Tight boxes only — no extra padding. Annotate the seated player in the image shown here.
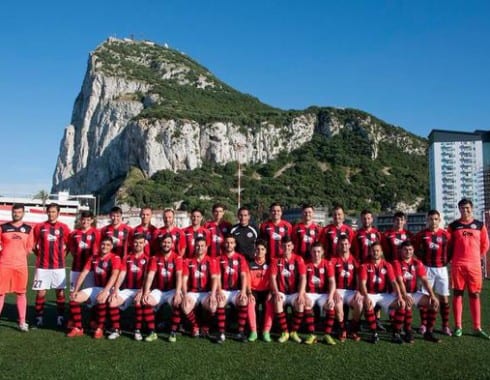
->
[359,242,406,344]
[215,235,249,343]
[107,234,149,340]
[394,240,441,343]
[303,243,337,345]
[266,236,306,343]
[181,237,219,338]
[330,236,364,341]
[68,237,121,338]
[142,233,183,342]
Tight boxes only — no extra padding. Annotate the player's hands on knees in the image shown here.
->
[405,294,414,308]
[326,298,335,310]
[238,292,248,304]
[334,291,342,303]
[364,298,373,310]
[430,296,440,311]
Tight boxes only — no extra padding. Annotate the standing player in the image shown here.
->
[32,203,71,328]
[393,240,441,343]
[292,204,321,261]
[319,205,355,260]
[266,236,306,343]
[142,233,183,342]
[68,211,100,291]
[330,236,364,341]
[0,204,34,331]
[247,239,270,342]
[132,206,157,256]
[448,198,490,338]
[353,209,383,264]
[383,211,413,263]
[303,243,337,345]
[230,207,259,262]
[359,242,406,344]
[204,203,232,258]
[182,209,211,258]
[181,237,219,338]
[100,206,133,258]
[259,202,293,260]
[68,237,121,338]
[107,234,149,340]
[214,235,249,343]
[414,210,452,336]
[153,208,186,257]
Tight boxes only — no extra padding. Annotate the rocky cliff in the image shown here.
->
[52,38,427,208]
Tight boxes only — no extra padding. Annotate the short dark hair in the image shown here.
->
[110,206,123,214]
[360,209,373,217]
[101,236,113,245]
[427,209,440,217]
[159,233,173,242]
[400,240,413,249]
[302,203,314,210]
[46,203,60,212]
[255,239,268,249]
[458,198,473,208]
[237,206,250,214]
[281,235,292,244]
[133,233,146,241]
[12,203,25,211]
[393,211,406,219]
[269,202,282,210]
[212,203,226,211]
[80,210,94,218]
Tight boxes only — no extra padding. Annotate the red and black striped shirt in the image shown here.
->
[360,260,396,294]
[68,227,100,272]
[84,253,121,287]
[148,252,183,291]
[204,220,232,258]
[100,224,133,258]
[259,220,293,260]
[33,221,71,269]
[414,228,451,268]
[331,255,359,290]
[270,253,306,295]
[217,252,249,290]
[292,222,321,260]
[120,252,149,289]
[305,259,334,293]
[183,256,218,292]
[353,227,383,264]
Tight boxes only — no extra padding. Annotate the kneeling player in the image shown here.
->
[359,242,405,344]
[303,243,337,345]
[142,233,183,342]
[107,234,149,340]
[68,237,121,338]
[394,241,440,343]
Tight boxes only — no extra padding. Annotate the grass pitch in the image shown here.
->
[0,266,489,380]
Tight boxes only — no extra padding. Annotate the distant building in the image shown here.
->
[428,129,488,224]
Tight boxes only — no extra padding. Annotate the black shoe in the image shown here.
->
[234,333,248,343]
[369,332,379,344]
[376,320,387,332]
[404,331,415,344]
[392,332,403,344]
[423,332,441,343]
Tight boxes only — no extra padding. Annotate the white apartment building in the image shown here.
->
[428,130,485,225]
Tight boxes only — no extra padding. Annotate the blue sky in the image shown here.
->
[1,0,489,195]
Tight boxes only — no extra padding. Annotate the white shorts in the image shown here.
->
[187,291,210,305]
[366,293,397,314]
[424,266,450,296]
[119,289,140,310]
[221,290,241,305]
[306,293,333,310]
[150,289,176,309]
[336,289,357,305]
[81,287,106,306]
[70,271,95,291]
[277,292,299,306]
[408,292,426,307]
[32,268,66,290]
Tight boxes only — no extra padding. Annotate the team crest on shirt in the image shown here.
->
[370,234,376,240]
[20,227,26,233]
[272,232,282,240]
[319,268,325,274]
[471,224,477,229]
[309,230,316,236]
[279,227,285,233]
[54,230,60,235]
[201,264,207,271]
[380,268,387,275]
[102,261,108,269]
[140,259,146,265]
[130,264,140,272]
[232,260,238,266]
[247,232,253,238]
[436,237,442,243]
[289,264,295,270]
[429,242,439,249]
[348,264,354,270]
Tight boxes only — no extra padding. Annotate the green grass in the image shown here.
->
[1,262,489,379]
